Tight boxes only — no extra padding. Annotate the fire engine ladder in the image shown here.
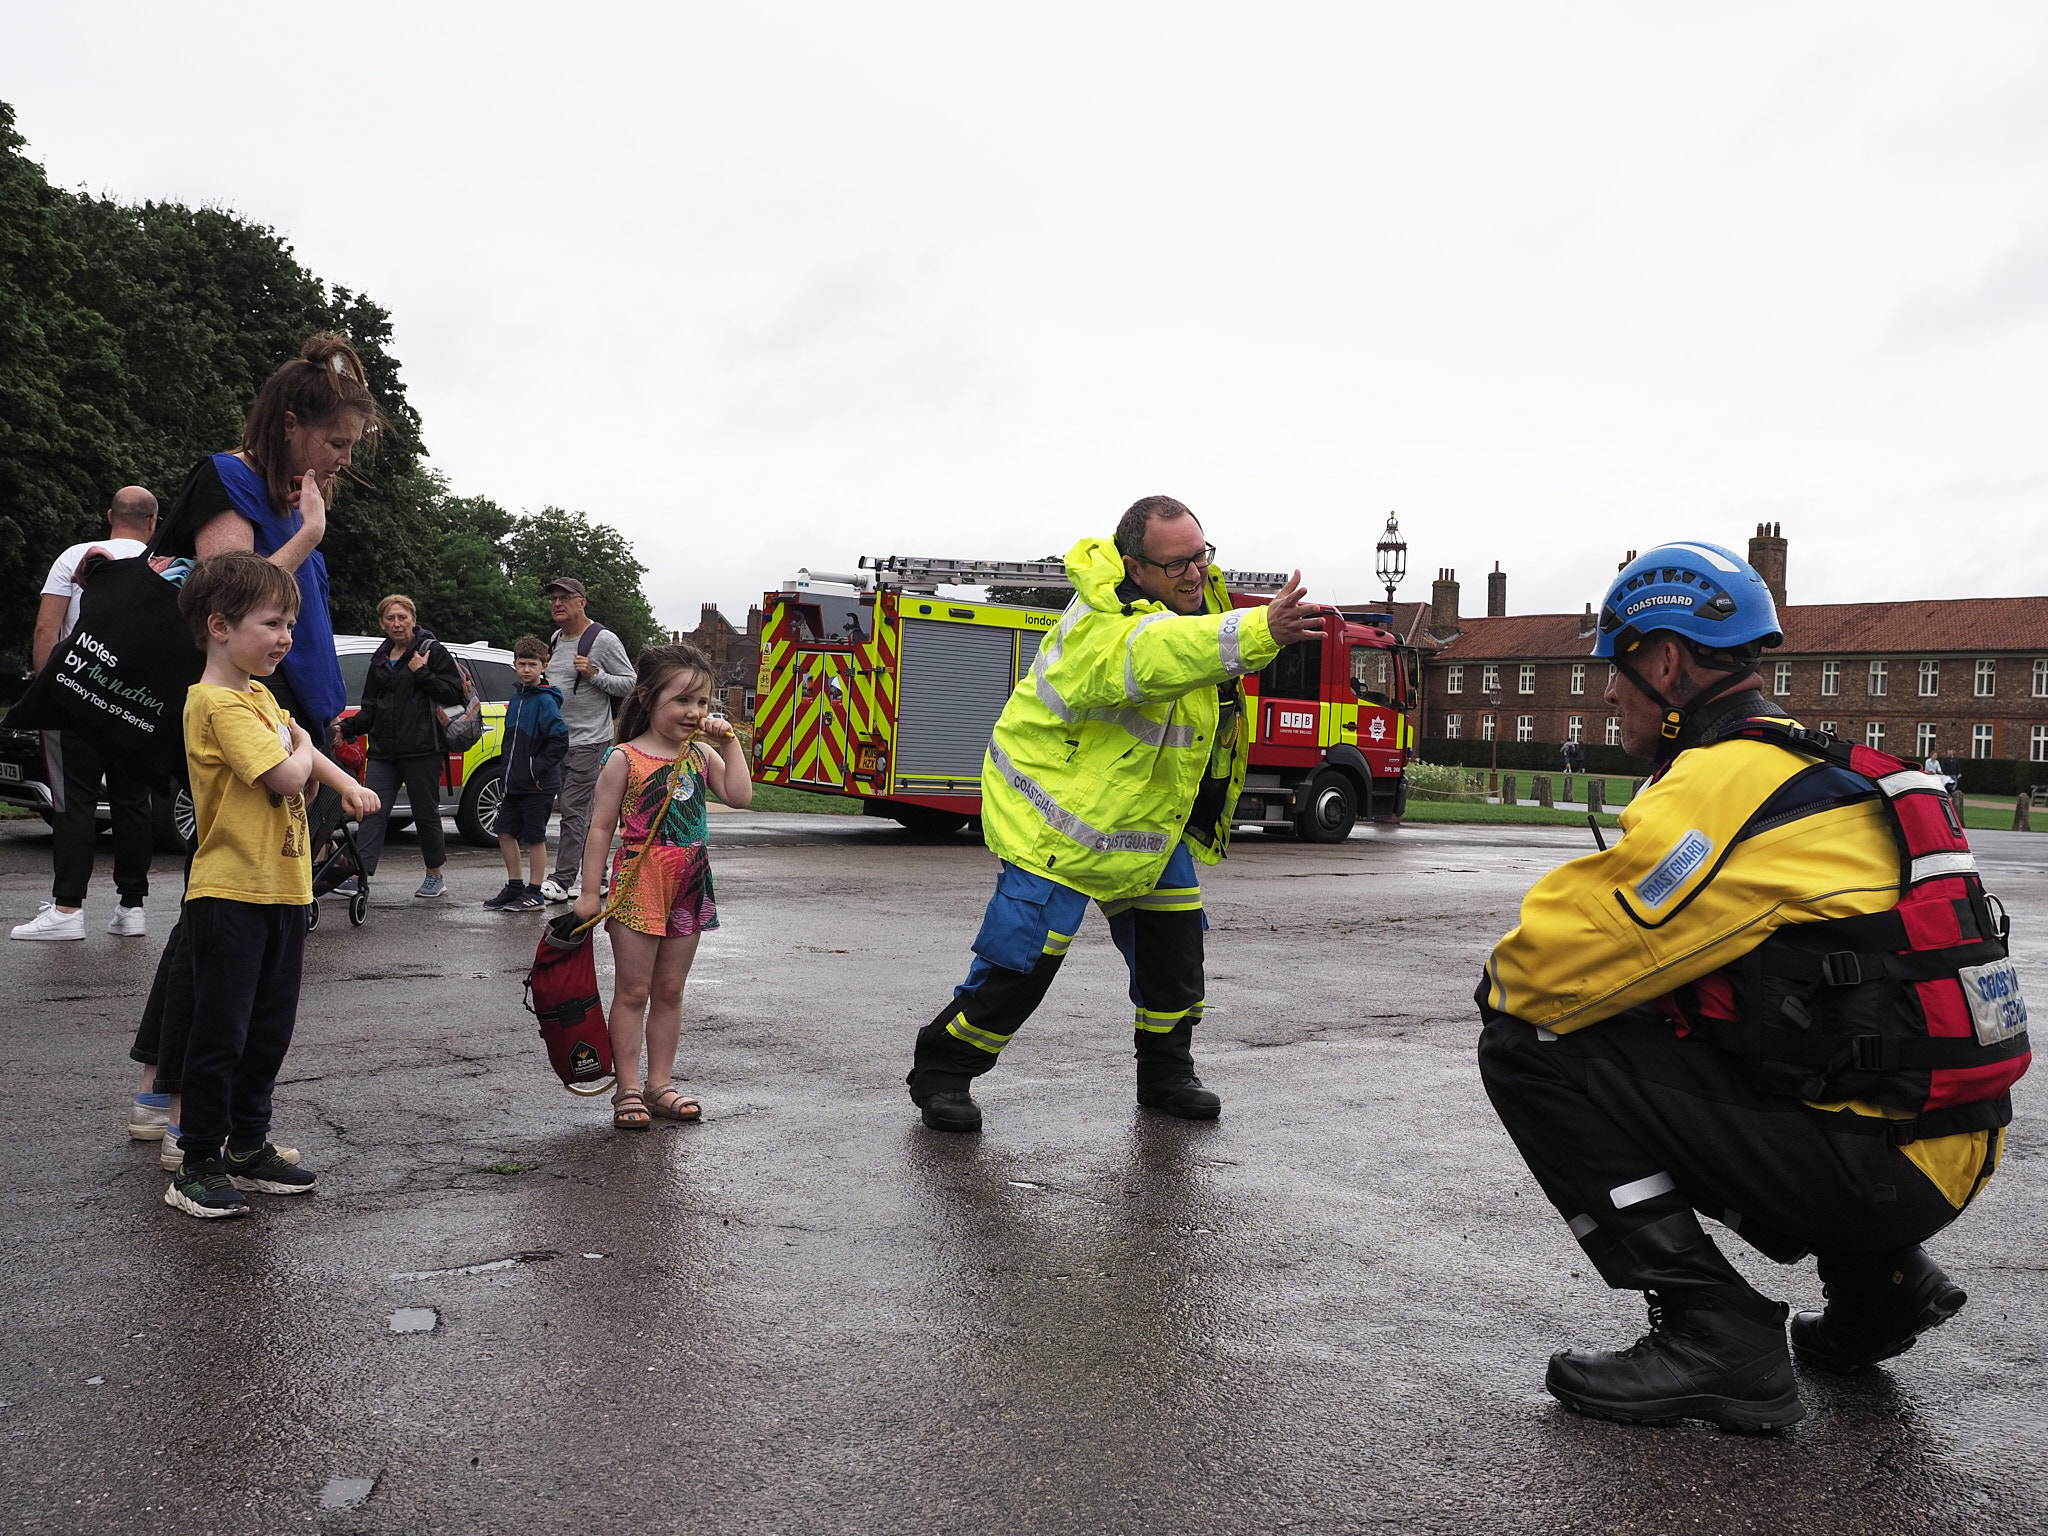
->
[858,555,1290,593]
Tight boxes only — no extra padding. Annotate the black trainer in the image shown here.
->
[504,885,546,913]
[225,1143,317,1196]
[1791,1247,1966,1372]
[164,1157,250,1220]
[1545,1290,1803,1432]
[482,879,526,910]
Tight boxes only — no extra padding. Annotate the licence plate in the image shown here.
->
[0,763,20,782]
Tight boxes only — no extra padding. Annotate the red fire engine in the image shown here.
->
[752,556,1418,842]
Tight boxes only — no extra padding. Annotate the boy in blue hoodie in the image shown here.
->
[485,637,571,912]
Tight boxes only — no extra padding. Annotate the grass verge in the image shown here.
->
[1401,799,1620,828]
[742,783,866,816]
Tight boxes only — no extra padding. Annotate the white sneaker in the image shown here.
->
[128,1096,170,1141]
[540,880,573,903]
[11,903,85,941]
[108,905,146,937]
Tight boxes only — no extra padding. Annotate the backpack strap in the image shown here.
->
[572,620,607,692]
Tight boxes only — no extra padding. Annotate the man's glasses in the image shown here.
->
[1130,543,1217,581]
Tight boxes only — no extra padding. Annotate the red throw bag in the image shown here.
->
[524,914,615,1095]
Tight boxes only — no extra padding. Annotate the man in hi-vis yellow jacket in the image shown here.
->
[1479,542,2025,1433]
[907,496,1326,1133]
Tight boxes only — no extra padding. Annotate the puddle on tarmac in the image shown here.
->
[388,1308,438,1334]
[391,1250,558,1281]
[318,1476,376,1510]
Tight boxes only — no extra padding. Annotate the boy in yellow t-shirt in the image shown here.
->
[164,552,379,1220]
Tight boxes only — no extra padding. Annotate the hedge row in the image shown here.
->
[1417,737,1653,777]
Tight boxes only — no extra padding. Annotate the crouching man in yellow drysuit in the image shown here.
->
[1478,542,2027,1432]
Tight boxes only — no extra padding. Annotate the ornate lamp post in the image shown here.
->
[1374,512,1407,607]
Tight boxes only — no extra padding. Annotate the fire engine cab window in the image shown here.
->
[1261,639,1320,701]
[1348,646,1391,706]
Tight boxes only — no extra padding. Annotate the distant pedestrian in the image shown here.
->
[485,637,568,913]
[573,643,752,1130]
[540,577,635,902]
[12,487,160,944]
[337,595,467,897]
[163,552,378,1219]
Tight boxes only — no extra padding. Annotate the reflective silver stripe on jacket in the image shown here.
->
[1030,602,1092,722]
[1124,612,1173,703]
[1079,704,1195,749]
[1218,610,1247,675]
[1910,850,1976,883]
[987,741,1170,854]
[1876,769,1950,798]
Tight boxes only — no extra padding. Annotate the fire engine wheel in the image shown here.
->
[1297,769,1357,843]
[891,805,971,837]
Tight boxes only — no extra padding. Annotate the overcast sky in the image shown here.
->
[9,3,2047,631]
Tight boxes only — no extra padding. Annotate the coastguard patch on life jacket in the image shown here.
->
[1636,830,1714,908]
[1958,957,2028,1046]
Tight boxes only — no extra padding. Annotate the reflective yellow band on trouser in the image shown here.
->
[1099,887,1204,918]
[1133,1001,1205,1034]
[945,1013,1017,1055]
[1042,930,1075,956]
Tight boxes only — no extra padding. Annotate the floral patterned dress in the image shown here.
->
[605,741,719,937]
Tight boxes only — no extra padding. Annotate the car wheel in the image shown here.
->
[1296,769,1357,843]
[152,788,197,854]
[456,760,505,847]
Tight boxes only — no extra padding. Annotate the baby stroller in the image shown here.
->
[306,784,369,929]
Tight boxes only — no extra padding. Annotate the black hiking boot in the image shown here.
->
[1791,1247,1967,1373]
[1134,1020,1221,1119]
[1545,1290,1803,1432]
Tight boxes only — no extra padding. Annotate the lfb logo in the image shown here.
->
[1279,710,1314,731]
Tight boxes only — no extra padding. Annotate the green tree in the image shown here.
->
[505,507,661,656]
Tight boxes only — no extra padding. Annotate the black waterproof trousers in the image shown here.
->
[1477,1007,1989,1298]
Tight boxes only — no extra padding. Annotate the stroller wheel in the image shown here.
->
[349,890,369,927]
[306,901,321,931]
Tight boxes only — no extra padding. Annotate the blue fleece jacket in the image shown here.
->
[502,680,569,792]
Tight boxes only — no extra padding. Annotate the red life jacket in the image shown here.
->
[1668,722,2029,1144]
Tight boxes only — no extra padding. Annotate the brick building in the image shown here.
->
[680,602,763,720]
[1417,531,2048,766]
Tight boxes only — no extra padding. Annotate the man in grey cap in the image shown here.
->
[538,577,636,902]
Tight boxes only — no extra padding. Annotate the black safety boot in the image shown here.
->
[905,1067,983,1134]
[1133,1021,1221,1119]
[1546,1290,1803,1432]
[1791,1246,1966,1372]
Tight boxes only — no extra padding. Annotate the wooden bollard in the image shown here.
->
[1534,774,1554,808]
[1501,774,1518,806]
[1587,779,1604,817]
[2015,792,2032,833]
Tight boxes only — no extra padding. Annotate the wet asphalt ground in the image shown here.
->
[1,808,2043,1536]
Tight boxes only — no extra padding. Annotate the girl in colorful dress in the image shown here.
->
[573,643,752,1130]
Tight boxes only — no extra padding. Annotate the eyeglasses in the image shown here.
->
[1129,543,1217,581]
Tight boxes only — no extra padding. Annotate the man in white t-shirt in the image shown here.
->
[12,486,161,943]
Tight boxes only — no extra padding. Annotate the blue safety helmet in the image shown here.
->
[1592,541,1782,661]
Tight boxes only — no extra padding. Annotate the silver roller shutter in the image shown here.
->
[1015,629,1042,680]
[895,620,1019,780]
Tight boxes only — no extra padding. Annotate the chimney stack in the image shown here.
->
[1429,568,1461,639]
[1486,561,1506,617]
[1578,602,1596,639]
[1748,522,1787,609]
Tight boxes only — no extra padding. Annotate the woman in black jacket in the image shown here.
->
[339,594,467,896]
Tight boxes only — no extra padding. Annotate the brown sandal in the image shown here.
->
[645,1084,702,1122]
[612,1088,651,1131]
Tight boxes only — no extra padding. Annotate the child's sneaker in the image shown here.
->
[482,879,526,910]
[164,1157,250,1219]
[330,877,360,897]
[540,880,574,903]
[128,1091,171,1141]
[414,873,447,899]
[504,885,546,913]
[108,904,146,937]
[224,1144,317,1195]
[161,1125,301,1171]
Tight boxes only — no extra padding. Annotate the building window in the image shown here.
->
[1604,716,1620,746]
[1975,660,1996,698]
[1444,714,1461,740]
[1518,665,1536,695]
[1773,662,1791,697]
[1607,663,1616,689]
[1821,661,1840,697]
[2034,659,2048,698]
[1567,715,1583,742]
[1446,664,1463,695]
[1867,660,1887,697]
[2033,725,2048,763]
[1570,663,1585,696]
[1481,714,1496,742]
[1819,720,1838,736]
[1516,715,1534,742]
[1918,660,1939,697]
[1973,724,1994,759]
[1482,665,1500,693]
[1865,721,1886,750]
[1916,723,1937,759]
